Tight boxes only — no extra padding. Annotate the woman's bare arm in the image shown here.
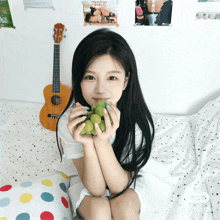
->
[94,139,134,195]
[69,141,107,197]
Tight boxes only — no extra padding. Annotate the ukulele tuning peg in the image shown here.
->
[65,28,67,31]
[64,35,67,38]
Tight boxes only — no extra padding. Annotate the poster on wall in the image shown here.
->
[82,1,119,27]
[0,0,15,28]
[198,0,220,2]
[135,0,173,26]
[23,0,54,10]
[196,12,220,19]
[196,0,220,20]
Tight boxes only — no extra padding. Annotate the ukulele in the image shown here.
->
[39,23,71,131]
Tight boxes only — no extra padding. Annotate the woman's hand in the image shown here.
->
[93,102,121,143]
[67,102,94,146]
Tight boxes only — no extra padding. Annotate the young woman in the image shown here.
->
[56,28,155,220]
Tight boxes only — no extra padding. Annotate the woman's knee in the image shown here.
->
[89,196,111,210]
[110,188,140,215]
[77,195,111,219]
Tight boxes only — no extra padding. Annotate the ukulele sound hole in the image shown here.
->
[51,95,61,105]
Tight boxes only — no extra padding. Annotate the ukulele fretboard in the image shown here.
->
[52,44,60,93]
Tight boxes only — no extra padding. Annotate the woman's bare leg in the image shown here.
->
[110,188,140,220]
[76,195,112,220]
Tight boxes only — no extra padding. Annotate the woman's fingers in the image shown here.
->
[67,116,87,137]
[103,108,111,130]
[67,102,90,138]
[69,108,88,121]
[68,101,121,141]
[75,102,81,107]
[75,121,86,136]
[67,116,86,129]
[68,103,89,122]
[106,103,120,128]
[94,122,102,136]
[93,103,121,141]
[109,103,120,120]
[101,103,120,137]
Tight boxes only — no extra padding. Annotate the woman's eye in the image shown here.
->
[109,76,117,81]
[84,76,117,81]
[84,76,94,80]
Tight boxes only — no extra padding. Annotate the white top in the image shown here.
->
[52,101,148,176]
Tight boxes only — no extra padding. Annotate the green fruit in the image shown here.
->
[91,114,101,124]
[87,111,93,119]
[79,99,111,136]
[99,120,106,132]
[92,103,97,111]
[80,128,86,135]
[84,120,94,134]
[91,120,105,135]
[77,122,87,135]
[95,106,104,117]
[91,128,97,136]
[96,99,106,107]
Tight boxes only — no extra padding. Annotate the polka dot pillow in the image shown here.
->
[0,173,73,220]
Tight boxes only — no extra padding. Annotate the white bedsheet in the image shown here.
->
[0,97,220,219]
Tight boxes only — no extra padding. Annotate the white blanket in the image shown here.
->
[0,96,219,219]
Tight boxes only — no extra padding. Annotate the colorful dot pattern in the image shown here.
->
[0,173,72,219]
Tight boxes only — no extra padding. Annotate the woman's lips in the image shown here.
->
[93,98,108,102]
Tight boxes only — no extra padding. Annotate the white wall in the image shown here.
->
[1,0,220,115]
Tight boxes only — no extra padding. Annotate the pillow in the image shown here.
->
[0,173,73,220]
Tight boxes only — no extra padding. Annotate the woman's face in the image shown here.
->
[80,54,129,107]
[89,15,100,23]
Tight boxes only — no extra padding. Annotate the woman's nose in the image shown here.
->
[95,80,107,93]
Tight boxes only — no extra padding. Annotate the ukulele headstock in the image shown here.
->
[53,23,66,44]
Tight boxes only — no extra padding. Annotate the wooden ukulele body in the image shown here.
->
[39,82,71,131]
[39,23,71,131]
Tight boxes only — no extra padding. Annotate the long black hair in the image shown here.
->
[56,28,155,199]
[90,7,96,15]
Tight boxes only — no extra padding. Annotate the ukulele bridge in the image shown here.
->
[48,114,59,119]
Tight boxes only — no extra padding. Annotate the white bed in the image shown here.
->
[0,96,219,219]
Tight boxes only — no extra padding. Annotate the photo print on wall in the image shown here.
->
[135,0,173,26]
[196,12,220,19]
[0,0,15,28]
[82,0,119,27]
[198,0,220,2]
[196,0,220,20]
[23,0,54,10]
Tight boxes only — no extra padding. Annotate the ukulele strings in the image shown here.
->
[52,32,58,123]
[53,31,60,124]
